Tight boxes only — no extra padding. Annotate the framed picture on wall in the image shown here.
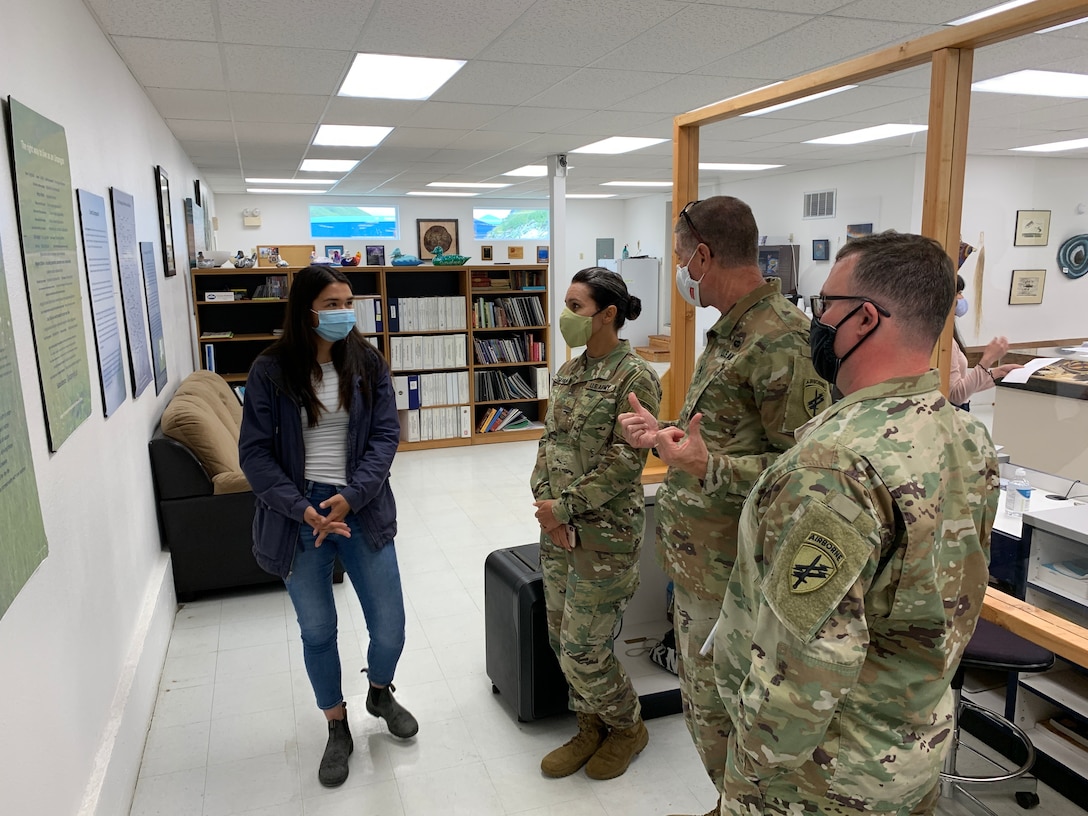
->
[365,245,385,266]
[1014,210,1050,246]
[417,218,458,261]
[154,165,176,277]
[481,245,493,261]
[508,246,524,260]
[812,239,830,261]
[1009,269,1046,304]
[536,245,549,264]
[846,223,873,241]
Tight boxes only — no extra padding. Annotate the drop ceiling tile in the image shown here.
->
[432,61,577,106]
[222,45,348,95]
[382,128,474,149]
[554,110,668,137]
[167,119,237,141]
[229,92,330,123]
[324,98,424,126]
[527,68,674,110]
[700,17,932,81]
[477,107,589,134]
[86,0,217,40]
[358,0,538,59]
[218,0,374,48]
[972,35,1088,79]
[595,5,810,74]
[609,75,762,115]
[181,140,240,159]
[400,102,512,130]
[146,88,231,120]
[233,122,316,145]
[694,0,847,10]
[111,37,225,90]
[830,0,993,25]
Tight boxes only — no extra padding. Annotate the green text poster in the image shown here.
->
[0,231,49,619]
[6,97,91,450]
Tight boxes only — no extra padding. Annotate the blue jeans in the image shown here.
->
[285,481,406,710]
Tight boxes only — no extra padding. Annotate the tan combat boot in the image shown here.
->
[584,719,649,780]
[541,712,608,777]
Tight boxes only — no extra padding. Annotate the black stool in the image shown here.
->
[941,618,1054,813]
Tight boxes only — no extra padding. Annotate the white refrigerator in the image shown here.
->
[596,257,660,348]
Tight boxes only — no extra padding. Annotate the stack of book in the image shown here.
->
[352,295,383,333]
[472,333,545,364]
[388,296,467,331]
[474,370,538,401]
[471,271,491,289]
[477,407,538,433]
[472,296,546,328]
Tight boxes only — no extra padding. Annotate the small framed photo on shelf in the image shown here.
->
[1014,210,1051,246]
[1009,269,1046,305]
[417,218,459,261]
[365,245,385,266]
[812,239,830,261]
[536,245,549,264]
[508,246,524,260]
[480,245,493,261]
[324,245,344,263]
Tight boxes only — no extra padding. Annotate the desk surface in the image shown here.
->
[992,491,1084,538]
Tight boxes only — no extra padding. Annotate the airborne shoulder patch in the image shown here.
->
[790,532,844,593]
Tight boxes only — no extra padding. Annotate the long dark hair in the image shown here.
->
[263,265,385,426]
[571,266,642,330]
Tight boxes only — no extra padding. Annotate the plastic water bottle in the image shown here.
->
[1005,468,1031,517]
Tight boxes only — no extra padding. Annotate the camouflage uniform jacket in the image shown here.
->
[714,371,999,814]
[655,281,829,598]
[531,340,661,553]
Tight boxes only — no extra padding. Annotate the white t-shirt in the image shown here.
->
[302,361,350,486]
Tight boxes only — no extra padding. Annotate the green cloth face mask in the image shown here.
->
[559,307,599,347]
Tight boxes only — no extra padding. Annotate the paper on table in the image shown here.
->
[1001,357,1060,384]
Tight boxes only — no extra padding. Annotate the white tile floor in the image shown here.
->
[131,434,1085,816]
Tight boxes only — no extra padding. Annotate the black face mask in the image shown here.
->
[809,303,877,385]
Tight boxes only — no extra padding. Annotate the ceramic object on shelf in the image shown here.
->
[390,248,423,266]
[431,246,470,266]
[341,251,362,267]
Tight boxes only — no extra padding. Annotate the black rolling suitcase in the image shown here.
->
[484,543,568,721]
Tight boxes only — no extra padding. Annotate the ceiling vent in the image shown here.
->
[803,190,836,219]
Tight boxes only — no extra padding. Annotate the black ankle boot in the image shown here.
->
[318,713,353,787]
[366,684,418,738]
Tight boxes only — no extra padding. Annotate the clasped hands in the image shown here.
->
[618,392,708,479]
[304,494,351,547]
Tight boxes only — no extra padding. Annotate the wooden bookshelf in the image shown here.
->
[191,262,549,451]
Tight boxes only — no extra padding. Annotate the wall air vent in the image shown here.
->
[803,189,836,219]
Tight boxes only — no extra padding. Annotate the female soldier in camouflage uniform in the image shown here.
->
[531,266,661,781]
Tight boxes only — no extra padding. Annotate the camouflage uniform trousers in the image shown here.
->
[540,538,641,729]
[675,582,731,791]
[719,777,940,816]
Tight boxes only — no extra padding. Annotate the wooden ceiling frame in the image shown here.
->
[667,0,1088,418]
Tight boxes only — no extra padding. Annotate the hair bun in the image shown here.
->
[626,295,643,320]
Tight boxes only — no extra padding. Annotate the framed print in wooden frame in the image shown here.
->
[508,245,524,260]
[1009,269,1046,305]
[536,245,549,264]
[154,165,176,277]
[417,218,458,261]
[1014,210,1050,246]
[480,245,493,261]
[812,239,830,261]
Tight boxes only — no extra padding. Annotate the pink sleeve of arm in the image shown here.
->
[948,345,992,405]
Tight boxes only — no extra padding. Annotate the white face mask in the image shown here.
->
[675,246,704,308]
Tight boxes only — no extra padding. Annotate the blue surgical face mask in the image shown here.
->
[955,298,968,317]
[311,308,356,341]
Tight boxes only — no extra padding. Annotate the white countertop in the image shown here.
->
[993,489,1086,538]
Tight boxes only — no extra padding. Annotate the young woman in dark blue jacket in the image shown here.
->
[239,265,416,789]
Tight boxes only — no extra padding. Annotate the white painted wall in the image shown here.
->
[0,1,206,812]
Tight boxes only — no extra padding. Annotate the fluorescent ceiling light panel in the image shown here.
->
[805,123,927,145]
[427,182,511,189]
[314,124,393,147]
[601,181,674,187]
[503,165,548,177]
[972,69,1088,98]
[247,188,328,194]
[338,53,467,100]
[948,0,1033,25]
[245,177,338,184]
[1038,16,1088,33]
[406,191,477,197]
[740,86,857,116]
[566,194,616,199]
[1012,137,1088,153]
[699,162,783,171]
[571,137,668,155]
[300,159,359,172]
